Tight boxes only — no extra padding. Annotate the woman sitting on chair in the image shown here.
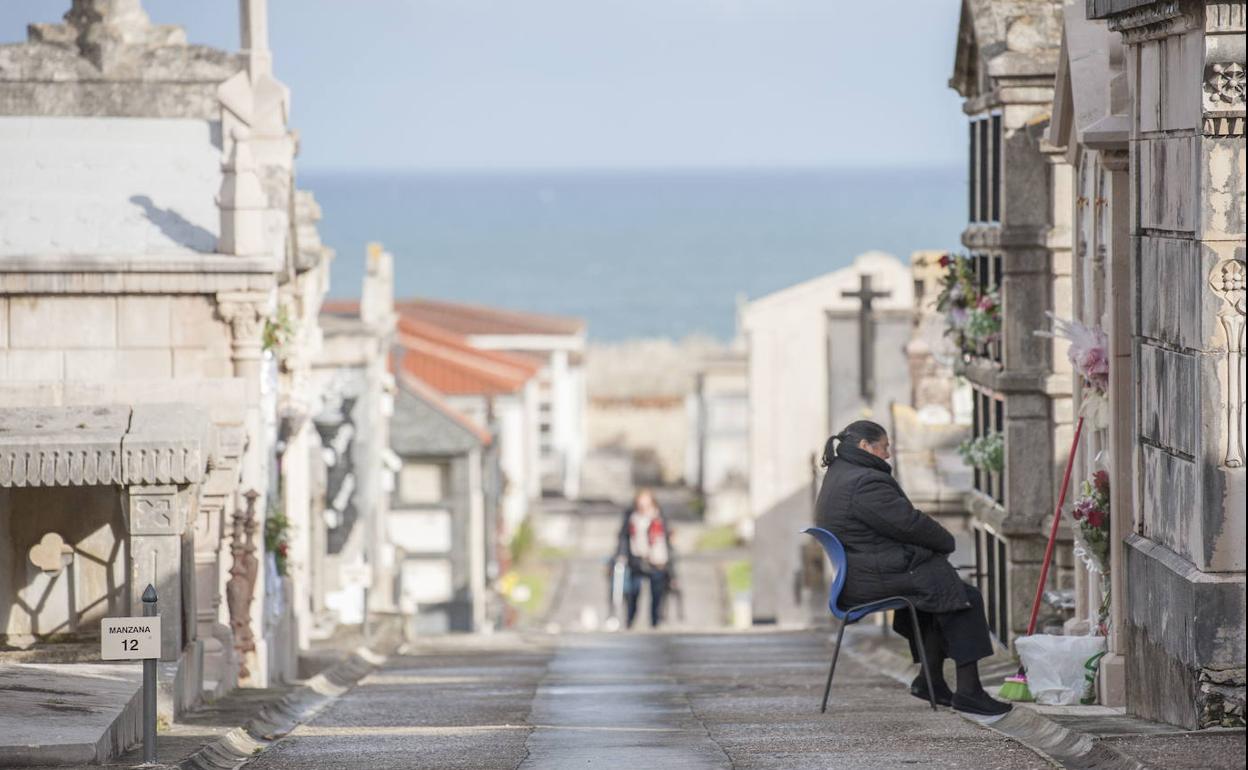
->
[816,419,1011,716]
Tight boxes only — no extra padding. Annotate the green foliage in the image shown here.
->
[958,431,1004,473]
[695,525,741,552]
[264,507,291,577]
[537,544,570,561]
[725,560,752,596]
[262,305,296,355]
[510,570,547,613]
[509,519,536,565]
[964,290,1002,346]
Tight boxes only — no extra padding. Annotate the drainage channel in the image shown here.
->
[519,633,731,768]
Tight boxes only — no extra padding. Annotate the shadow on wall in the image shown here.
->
[1,486,129,648]
[129,195,217,252]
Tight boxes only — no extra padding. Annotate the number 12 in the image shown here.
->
[123,638,139,652]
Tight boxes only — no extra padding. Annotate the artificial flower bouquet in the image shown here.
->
[1071,469,1111,573]
[1071,468,1112,636]
[1037,313,1111,428]
[964,289,1002,346]
[265,508,292,577]
[958,431,1004,473]
[934,253,977,348]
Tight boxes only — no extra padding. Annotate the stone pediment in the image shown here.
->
[1049,2,1128,152]
[951,0,1064,98]
[0,403,212,488]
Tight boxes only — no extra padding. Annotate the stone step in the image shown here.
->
[0,661,142,766]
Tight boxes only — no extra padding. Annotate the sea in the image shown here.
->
[304,167,965,342]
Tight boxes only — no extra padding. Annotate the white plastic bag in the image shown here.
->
[1015,634,1107,705]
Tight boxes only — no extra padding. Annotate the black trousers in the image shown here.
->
[892,584,995,665]
[625,569,668,628]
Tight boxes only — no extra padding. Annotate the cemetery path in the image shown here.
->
[542,497,732,632]
[245,630,1055,770]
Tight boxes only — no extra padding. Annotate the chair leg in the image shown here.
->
[907,604,938,711]
[821,621,847,714]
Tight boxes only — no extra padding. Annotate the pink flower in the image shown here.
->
[978,294,996,312]
[1077,345,1110,391]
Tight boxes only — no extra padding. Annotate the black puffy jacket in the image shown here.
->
[814,443,970,614]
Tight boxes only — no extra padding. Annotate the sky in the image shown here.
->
[1,1,966,172]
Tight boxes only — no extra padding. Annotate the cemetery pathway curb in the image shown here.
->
[178,633,401,770]
[840,628,1148,770]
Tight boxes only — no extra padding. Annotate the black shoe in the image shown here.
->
[952,690,1013,716]
[910,675,953,706]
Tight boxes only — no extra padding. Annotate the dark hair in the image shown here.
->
[821,420,887,467]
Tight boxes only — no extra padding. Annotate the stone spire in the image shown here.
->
[361,243,395,330]
[239,0,273,78]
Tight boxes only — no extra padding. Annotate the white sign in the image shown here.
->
[100,616,161,661]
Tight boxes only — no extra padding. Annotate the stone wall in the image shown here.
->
[1086,0,1247,728]
[0,117,222,257]
[0,295,233,382]
[587,399,688,486]
[951,0,1074,642]
[0,486,128,646]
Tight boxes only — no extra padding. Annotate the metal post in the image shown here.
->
[141,584,158,765]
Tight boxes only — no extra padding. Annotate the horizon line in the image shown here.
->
[299,162,964,177]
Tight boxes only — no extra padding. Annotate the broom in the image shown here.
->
[999,416,1086,702]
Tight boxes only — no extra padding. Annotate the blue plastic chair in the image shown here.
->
[802,527,938,713]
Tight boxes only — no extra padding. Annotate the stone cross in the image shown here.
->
[841,273,892,402]
[240,0,273,77]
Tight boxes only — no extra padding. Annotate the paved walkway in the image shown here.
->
[248,630,1052,770]
[540,495,732,633]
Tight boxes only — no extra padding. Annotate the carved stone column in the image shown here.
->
[216,292,268,389]
[197,425,244,691]
[1211,258,1246,469]
[127,484,185,662]
[226,489,260,681]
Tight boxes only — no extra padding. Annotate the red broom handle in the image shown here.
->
[1024,415,1085,637]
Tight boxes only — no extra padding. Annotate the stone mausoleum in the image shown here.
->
[950,0,1077,645]
[0,2,343,749]
[1078,0,1245,729]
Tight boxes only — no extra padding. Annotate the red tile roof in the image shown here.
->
[320,300,361,317]
[396,298,584,337]
[396,317,540,396]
